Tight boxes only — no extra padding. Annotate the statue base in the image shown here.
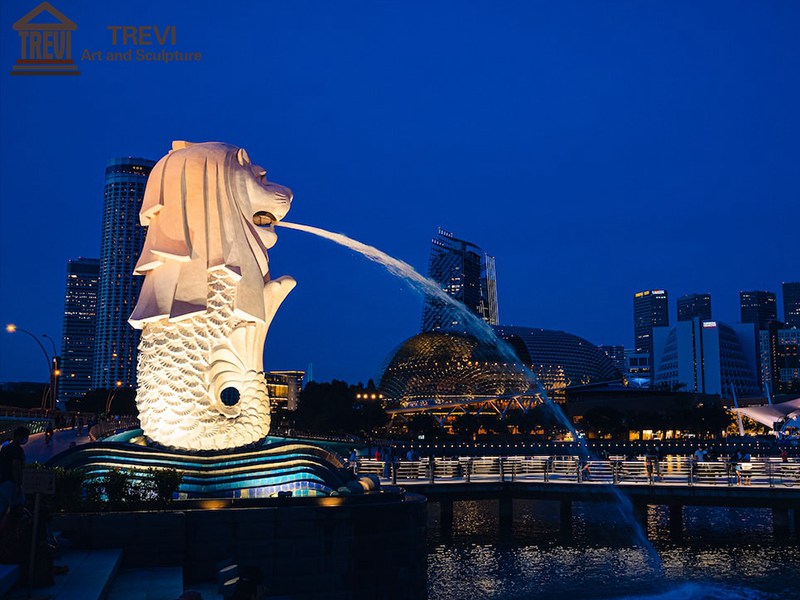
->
[49,431,359,497]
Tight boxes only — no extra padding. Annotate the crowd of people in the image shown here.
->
[688,445,756,484]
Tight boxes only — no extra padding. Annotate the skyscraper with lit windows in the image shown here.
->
[58,257,100,403]
[677,293,712,322]
[632,289,669,381]
[633,289,669,355]
[783,282,800,329]
[93,157,155,389]
[421,228,499,332]
[739,290,777,330]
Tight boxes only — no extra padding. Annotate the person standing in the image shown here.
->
[0,426,30,515]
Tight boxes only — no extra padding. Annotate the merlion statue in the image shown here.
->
[129,141,295,451]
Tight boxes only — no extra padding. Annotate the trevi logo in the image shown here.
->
[11,2,79,76]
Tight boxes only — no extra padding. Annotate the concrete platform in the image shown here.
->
[0,564,20,598]
[20,548,123,600]
[107,567,183,600]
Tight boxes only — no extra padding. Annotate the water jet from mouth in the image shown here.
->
[275,219,661,562]
[253,211,276,226]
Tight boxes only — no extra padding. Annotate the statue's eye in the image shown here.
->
[253,211,275,227]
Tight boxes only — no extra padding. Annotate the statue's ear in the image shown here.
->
[171,140,194,151]
[237,148,251,166]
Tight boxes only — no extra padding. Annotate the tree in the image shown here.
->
[291,380,391,436]
[478,414,508,436]
[0,382,48,409]
[688,402,732,436]
[66,388,138,415]
[452,413,480,439]
[581,407,627,438]
[353,397,389,435]
[407,413,441,439]
[294,380,355,433]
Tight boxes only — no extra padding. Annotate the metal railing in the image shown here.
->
[352,456,800,488]
[88,417,141,441]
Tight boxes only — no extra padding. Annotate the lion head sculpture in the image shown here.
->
[129,141,295,451]
[130,140,293,326]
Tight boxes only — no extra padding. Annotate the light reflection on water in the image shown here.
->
[427,500,798,600]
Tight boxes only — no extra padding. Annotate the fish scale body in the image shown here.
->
[135,271,270,450]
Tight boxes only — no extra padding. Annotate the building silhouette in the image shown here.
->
[421,228,498,332]
[760,323,800,395]
[378,326,619,409]
[58,258,100,403]
[495,326,620,398]
[739,290,777,330]
[598,345,626,375]
[266,370,305,411]
[632,289,668,380]
[93,157,155,389]
[783,282,800,329]
[677,293,712,322]
[624,350,652,386]
[653,318,759,398]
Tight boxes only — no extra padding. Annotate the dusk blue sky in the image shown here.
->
[1,1,797,386]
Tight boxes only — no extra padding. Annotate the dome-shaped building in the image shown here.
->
[378,331,532,408]
[494,325,621,393]
[378,326,620,407]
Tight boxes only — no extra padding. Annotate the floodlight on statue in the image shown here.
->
[129,141,295,451]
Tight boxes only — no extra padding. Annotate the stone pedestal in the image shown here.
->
[53,493,427,600]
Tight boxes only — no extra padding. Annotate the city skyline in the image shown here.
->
[8,203,799,389]
[1,2,798,386]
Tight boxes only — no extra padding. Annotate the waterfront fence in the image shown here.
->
[354,456,800,488]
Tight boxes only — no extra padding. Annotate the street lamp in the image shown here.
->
[42,335,61,410]
[105,381,123,416]
[6,324,55,411]
[41,333,57,358]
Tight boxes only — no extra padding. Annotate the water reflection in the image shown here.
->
[427,500,798,600]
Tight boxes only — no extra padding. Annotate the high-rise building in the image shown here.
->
[677,293,712,322]
[653,319,759,398]
[783,282,800,329]
[598,345,626,375]
[774,329,800,394]
[633,289,669,360]
[760,325,800,395]
[58,258,100,403]
[266,370,305,411]
[93,157,155,389]
[739,290,777,330]
[421,228,499,332]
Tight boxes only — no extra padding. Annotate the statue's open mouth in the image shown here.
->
[253,211,277,227]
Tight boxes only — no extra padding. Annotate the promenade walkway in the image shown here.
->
[355,455,800,537]
[23,428,92,464]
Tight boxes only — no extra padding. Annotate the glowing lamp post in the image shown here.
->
[5,324,57,411]
[105,381,123,416]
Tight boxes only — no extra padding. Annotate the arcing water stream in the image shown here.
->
[275,220,658,558]
[275,222,552,396]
